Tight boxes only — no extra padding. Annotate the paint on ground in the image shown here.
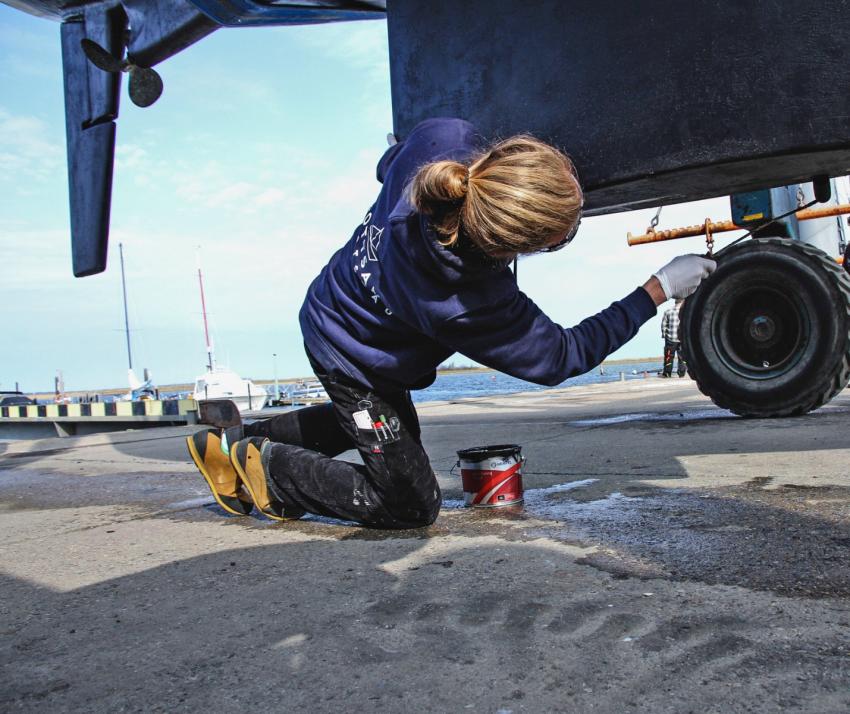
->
[569,409,735,427]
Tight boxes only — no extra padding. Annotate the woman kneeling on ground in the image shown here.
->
[187,118,715,529]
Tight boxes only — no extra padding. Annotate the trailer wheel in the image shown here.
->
[680,237,850,417]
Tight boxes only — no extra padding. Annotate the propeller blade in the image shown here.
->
[128,67,164,108]
[80,38,123,73]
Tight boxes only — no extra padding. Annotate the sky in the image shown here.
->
[1,5,745,393]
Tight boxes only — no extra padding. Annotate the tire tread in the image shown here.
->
[683,237,850,417]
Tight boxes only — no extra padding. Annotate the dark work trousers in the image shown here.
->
[243,354,441,529]
[663,339,686,377]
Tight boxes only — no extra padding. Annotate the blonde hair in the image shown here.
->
[409,135,582,256]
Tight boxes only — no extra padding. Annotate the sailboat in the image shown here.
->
[122,367,156,401]
[191,255,267,413]
[117,243,156,401]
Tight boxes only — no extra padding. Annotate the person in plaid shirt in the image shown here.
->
[661,299,686,377]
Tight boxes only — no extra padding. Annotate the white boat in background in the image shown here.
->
[285,379,328,403]
[120,367,156,401]
[193,367,267,413]
[116,243,158,402]
[192,251,267,414]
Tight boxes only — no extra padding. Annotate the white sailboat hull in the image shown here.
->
[193,369,267,413]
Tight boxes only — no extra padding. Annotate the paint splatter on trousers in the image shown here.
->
[244,354,441,529]
[663,339,687,377]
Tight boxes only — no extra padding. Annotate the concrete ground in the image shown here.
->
[1,378,849,713]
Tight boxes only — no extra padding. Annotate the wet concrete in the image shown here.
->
[1,378,849,712]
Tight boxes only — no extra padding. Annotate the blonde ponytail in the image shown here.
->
[409,160,470,246]
[409,135,583,255]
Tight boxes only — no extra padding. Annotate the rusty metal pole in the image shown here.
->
[627,219,740,246]
[627,203,850,246]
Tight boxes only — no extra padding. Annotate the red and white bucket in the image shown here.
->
[456,444,524,508]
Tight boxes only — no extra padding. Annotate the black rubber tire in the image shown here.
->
[680,237,850,417]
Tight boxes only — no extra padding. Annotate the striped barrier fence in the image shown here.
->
[0,399,199,438]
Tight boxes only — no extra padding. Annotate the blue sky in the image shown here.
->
[2,5,741,393]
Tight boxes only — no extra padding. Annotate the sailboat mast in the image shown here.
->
[119,242,133,370]
[197,263,215,372]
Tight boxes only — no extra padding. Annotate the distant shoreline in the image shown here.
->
[426,356,663,376]
[25,357,664,401]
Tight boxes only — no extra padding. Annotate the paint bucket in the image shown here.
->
[456,444,524,508]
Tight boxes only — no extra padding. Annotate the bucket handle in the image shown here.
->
[450,455,525,476]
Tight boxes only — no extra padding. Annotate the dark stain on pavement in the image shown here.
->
[543,483,850,598]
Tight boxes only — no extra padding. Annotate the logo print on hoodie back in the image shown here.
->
[352,211,393,316]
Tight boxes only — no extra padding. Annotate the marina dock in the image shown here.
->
[0,399,198,439]
[0,399,326,440]
[2,378,849,711]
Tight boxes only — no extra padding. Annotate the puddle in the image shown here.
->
[165,496,214,510]
[570,409,735,427]
[570,404,850,428]
[301,513,358,527]
[526,479,598,496]
[525,489,634,523]
[519,480,850,598]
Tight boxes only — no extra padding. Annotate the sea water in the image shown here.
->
[410,360,663,404]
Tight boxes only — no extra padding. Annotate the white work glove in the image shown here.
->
[653,254,717,300]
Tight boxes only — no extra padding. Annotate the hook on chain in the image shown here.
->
[704,218,714,257]
[648,206,663,235]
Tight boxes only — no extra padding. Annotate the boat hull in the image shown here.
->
[193,369,267,413]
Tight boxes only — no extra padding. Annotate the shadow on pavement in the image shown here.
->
[2,537,849,712]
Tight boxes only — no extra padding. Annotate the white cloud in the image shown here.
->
[0,226,71,289]
[295,23,393,128]
[115,144,148,170]
[0,107,63,183]
[324,169,381,213]
[254,187,287,206]
[172,169,300,213]
[297,21,390,85]
[0,21,58,79]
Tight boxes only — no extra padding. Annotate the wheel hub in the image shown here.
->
[748,314,776,344]
[715,285,807,378]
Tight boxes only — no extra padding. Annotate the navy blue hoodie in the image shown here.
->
[300,118,656,392]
